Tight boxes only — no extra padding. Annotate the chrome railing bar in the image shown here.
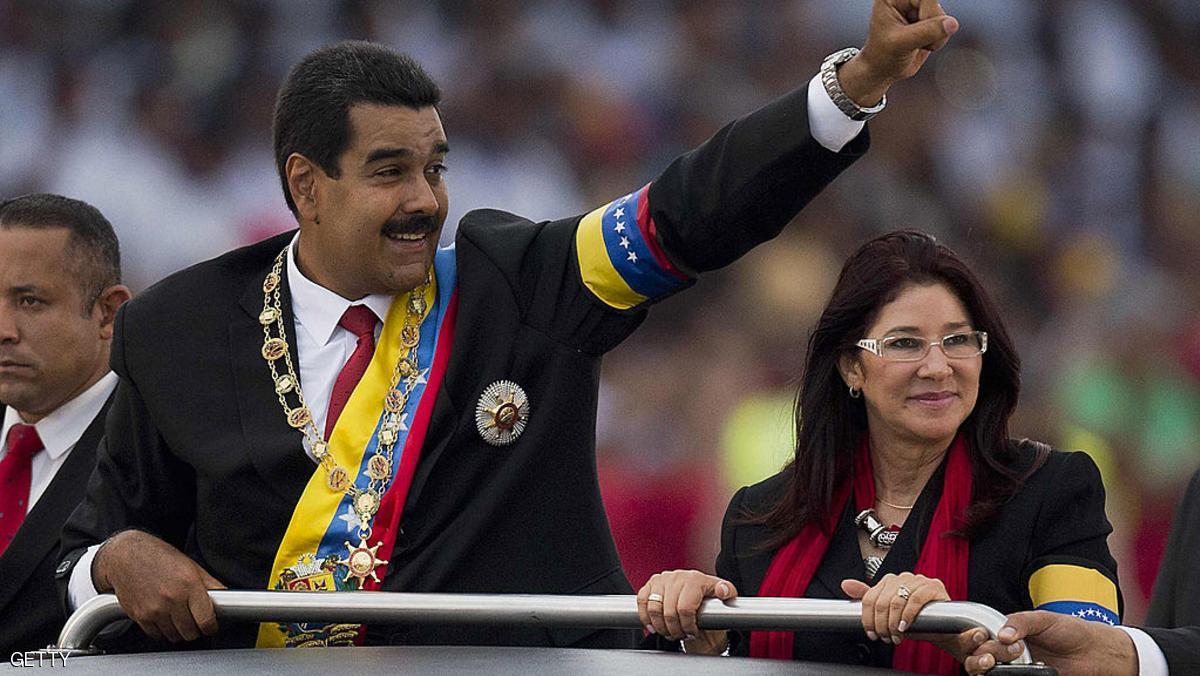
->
[56,592,1032,665]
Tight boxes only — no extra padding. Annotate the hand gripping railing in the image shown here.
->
[55,592,1048,672]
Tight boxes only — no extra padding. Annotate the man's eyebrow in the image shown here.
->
[9,285,40,294]
[365,147,412,164]
[365,142,450,165]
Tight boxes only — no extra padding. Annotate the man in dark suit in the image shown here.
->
[57,0,960,651]
[0,194,130,654]
[1147,468,1200,630]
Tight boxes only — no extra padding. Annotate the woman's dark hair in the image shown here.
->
[753,229,1042,548]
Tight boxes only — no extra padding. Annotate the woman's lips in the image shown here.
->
[910,391,957,408]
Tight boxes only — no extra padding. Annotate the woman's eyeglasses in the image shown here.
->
[856,331,988,362]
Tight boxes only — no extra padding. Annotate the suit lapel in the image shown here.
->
[0,398,110,613]
[812,501,867,596]
[229,249,316,504]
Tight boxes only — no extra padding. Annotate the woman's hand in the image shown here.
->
[637,570,738,655]
[841,572,986,660]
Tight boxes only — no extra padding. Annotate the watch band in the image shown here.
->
[820,47,887,122]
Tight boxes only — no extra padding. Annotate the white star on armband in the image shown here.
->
[614,207,625,218]
[627,251,638,263]
[614,221,626,233]
[619,236,630,248]
[397,412,410,431]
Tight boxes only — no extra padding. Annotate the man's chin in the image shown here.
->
[381,257,436,295]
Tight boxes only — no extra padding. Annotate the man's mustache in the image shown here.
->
[381,216,437,236]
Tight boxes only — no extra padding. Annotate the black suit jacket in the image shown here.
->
[715,444,1120,668]
[0,399,109,655]
[58,83,867,650]
[1145,468,1200,672]
[1140,625,1200,674]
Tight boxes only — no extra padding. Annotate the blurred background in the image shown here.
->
[3,0,1198,623]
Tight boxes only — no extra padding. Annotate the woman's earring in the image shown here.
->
[849,385,861,399]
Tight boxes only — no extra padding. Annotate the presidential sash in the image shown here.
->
[257,247,458,648]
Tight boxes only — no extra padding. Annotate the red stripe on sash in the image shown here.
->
[361,290,459,592]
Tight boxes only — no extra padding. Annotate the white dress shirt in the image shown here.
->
[68,73,864,609]
[1119,626,1168,676]
[1,371,117,515]
[283,235,391,446]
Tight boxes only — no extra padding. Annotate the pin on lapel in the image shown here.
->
[475,380,530,446]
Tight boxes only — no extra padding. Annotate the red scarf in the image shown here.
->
[750,434,971,675]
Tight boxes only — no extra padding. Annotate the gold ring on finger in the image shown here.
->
[647,593,664,604]
[896,585,911,600]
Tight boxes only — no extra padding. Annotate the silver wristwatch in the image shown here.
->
[820,47,886,122]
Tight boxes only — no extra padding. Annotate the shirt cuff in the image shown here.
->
[67,544,104,611]
[806,74,867,153]
[1119,626,1168,676]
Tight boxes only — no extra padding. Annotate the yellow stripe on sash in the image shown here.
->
[256,278,436,648]
[1028,563,1119,612]
[575,202,647,310]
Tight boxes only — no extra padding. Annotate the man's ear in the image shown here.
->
[286,153,322,223]
[95,284,132,341]
[837,352,864,391]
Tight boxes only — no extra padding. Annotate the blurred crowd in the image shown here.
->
[3,0,1199,623]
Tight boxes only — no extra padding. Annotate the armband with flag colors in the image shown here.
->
[1028,563,1120,625]
[575,184,692,310]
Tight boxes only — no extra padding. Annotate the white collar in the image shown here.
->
[1,371,117,461]
[285,233,393,346]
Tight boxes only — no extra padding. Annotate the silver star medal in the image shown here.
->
[475,380,530,446]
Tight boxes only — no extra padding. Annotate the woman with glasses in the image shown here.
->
[638,230,1120,674]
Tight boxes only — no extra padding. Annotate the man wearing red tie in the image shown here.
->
[59,0,959,651]
[0,194,130,654]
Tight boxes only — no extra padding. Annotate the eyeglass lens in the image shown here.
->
[880,332,984,360]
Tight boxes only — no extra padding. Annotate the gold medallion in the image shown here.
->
[263,272,280,293]
[311,440,329,459]
[379,427,398,446]
[401,326,420,349]
[287,406,312,428]
[262,338,288,361]
[342,538,388,584]
[327,466,351,492]
[411,296,426,316]
[354,490,380,519]
[366,454,390,481]
[385,389,407,413]
[259,307,279,325]
[398,360,414,377]
[274,374,296,394]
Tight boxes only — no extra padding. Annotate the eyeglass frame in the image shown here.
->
[855,330,988,362]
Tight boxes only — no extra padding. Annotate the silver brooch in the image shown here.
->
[475,380,530,446]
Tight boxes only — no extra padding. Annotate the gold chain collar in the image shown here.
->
[259,246,430,584]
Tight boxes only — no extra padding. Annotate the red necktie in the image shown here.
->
[0,424,43,556]
[325,305,379,439]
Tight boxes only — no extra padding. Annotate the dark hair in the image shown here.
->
[0,193,122,311]
[754,230,1041,548]
[272,40,442,215]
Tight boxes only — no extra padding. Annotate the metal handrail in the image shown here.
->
[56,591,1033,665]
